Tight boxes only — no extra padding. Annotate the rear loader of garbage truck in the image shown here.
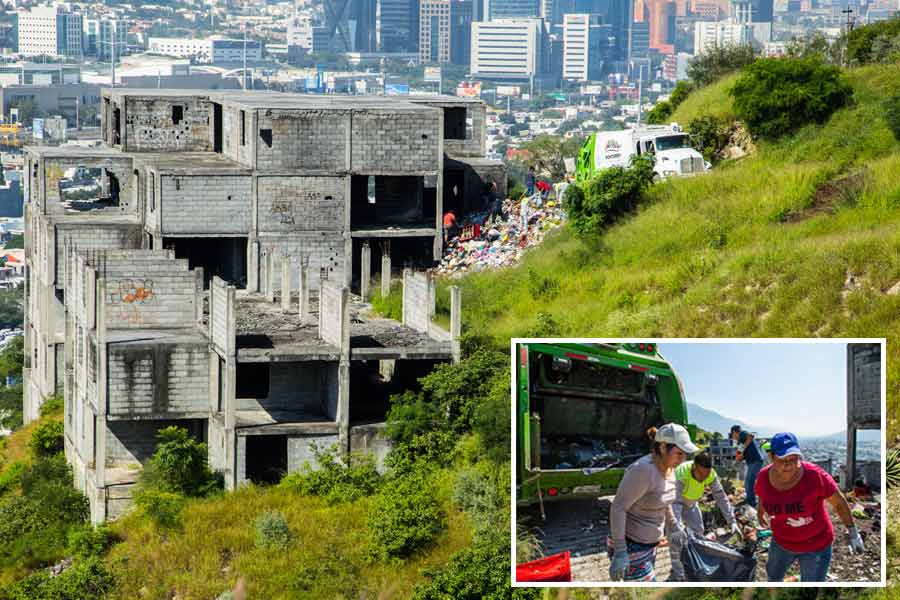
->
[516,342,696,504]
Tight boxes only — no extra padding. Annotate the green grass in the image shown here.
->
[437,62,900,440]
[104,470,472,599]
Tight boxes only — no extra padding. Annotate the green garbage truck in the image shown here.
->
[516,342,697,505]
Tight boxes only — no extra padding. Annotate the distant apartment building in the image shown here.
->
[147,36,263,63]
[84,18,129,61]
[693,20,751,54]
[470,19,544,81]
[419,0,451,63]
[17,5,83,59]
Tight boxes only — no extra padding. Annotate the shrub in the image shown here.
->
[688,115,731,162]
[370,280,402,320]
[278,443,381,503]
[66,524,115,559]
[729,57,853,140]
[452,467,507,532]
[472,364,513,465]
[411,529,538,600]
[645,101,673,125]
[567,154,656,238]
[133,488,185,529]
[669,80,695,109]
[846,16,900,65]
[3,556,114,600]
[367,470,445,560]
[253,510,293,550]
[687,43,758,87]
[29,420,64,458]
[0,460,25,495]
[884,95,900,142]
[139,426,220,497]
[39,394,64,417]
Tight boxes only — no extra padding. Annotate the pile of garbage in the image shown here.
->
[539,437,645,471]
[433,194,566,277]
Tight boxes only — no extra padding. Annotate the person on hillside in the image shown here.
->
[731,424,764,508]
[442,210,457,244]
[519,195,530,232]
[526,166,536,196]
[668,451,742,581]
[608,423,698,582]
[756,432,865,582]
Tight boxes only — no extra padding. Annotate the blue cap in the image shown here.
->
[770,432,802,459]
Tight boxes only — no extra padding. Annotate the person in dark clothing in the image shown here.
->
[731,424,764,507]
[526,166,536,196]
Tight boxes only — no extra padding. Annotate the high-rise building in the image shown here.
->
[287,12,314,50]
[693,19,750,53]
[352,0,378,52]
[563,14,609,81]
[731,0,773,22]
[485,0,540,20]
[378,0,415,51]
[450,0,473,65]
[634,0,675,52]
[470,18,544,80]
[420,0,451,62]
[98,19,128,61]
[17,5,83,58]
[629,19,650,57]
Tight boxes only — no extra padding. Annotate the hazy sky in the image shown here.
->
[657,342,848,437]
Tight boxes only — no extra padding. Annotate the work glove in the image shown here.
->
[729,522,743,540]
[609,547,629,581]
[848,526,865,554]
[669,524,690,548]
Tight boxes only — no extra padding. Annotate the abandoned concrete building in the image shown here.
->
[23,89,502,521]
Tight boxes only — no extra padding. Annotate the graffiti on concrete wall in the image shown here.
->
[108,278,155,325]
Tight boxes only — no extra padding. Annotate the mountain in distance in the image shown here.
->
[687,402,881,443]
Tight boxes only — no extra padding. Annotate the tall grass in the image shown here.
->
[436,63,900,440]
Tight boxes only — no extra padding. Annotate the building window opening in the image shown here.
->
[172,105,183,126]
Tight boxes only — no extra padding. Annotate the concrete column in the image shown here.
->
[401,268,411,327]
[450,285,462,364]
[381,252,391,298]
[248,240,260,292]
[94,278,107,506]
[194,267,205,325]
[281,254,291,313]
[265,250,275,303]
[298,262,309,322]
[360,242,371,300]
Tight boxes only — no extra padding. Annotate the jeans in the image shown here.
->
[744,460,763,507]
[766,539,832,582]
[668,501,705,580]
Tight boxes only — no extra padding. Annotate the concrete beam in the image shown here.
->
[360,242,371,300]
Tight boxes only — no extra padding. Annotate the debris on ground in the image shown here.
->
[433,194,566,277]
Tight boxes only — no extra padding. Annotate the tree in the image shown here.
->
[846,16,900,65]
[687,44,758,87]
[517,134,585,180]
[729,56,853,140]
[786,31,840,64]
[645,101,673,124]
[10,97,41,125]
[0,288,23,327]
[669,80,695,108]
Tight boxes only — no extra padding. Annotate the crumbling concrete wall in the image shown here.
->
[209,277,234,357]
[235,362,337,416]
[255,110,350,171]
[223,105,255,167]
[41,156,135,216]
[105,419,205,465]
[54,224,143,287]
[257,236,345,293]
[287,434,341,472]
[159,174,252,234]
[123,96,213,153]
[350,423,391,473]
[318,281,348,349]
[402,269,434,333]
[100,257,198,330]
[350,110,442,173]
[256,176,345,233]
[107,343,210,418]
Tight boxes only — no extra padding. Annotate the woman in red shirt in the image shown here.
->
[755,432,865,582]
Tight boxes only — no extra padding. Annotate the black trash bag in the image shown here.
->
[681,536,758,582]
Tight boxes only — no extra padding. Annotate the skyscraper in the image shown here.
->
[563,14,609,81]
[420,0,451,63]
[485,0,540,20]
[450,0,472,65]
[378,0,415,51]
[470,18,544,80]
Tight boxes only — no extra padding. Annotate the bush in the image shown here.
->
[3,556,114,600]
[139,426,220,497]
[884,95,900,142]
[0,460,25,495]
[370,280,402,320]
[669,80,695,109]
[29,420,64,458]
[507,176,525,199]
[645,101,673,125]
[411,529,538,600]
[254,510,292,550]
[846,16,900,65]
[688,115,731,162]
[133,488,185,529]
[688,43,758,87]
[566,154,656,238]
[66,524,115,559]
[729,57,853,140]
[367,470,445,560]
[452,467,507,532]
[278,443,381,503]
[39,394,64,417]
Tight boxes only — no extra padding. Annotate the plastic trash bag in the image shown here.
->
[681,536,758,582]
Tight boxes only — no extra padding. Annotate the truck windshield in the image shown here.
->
[655,134,690,151]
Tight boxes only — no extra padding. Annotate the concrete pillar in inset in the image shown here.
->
[360,242,371,300]
[381,252,391,298]
[248,240,260,292]
[265,250,275,303]
[281,254,291,313]
[298,263,309,322]
[194,267,204,325]
[450,285,462,364]
[94,278,108,519]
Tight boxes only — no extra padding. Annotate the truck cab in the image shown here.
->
[636,128,709,179]
[516,342,696,504]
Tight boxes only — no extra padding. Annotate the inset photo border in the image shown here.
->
[510,338,886,588]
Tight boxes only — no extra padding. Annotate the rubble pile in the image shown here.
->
[434,194,566,277]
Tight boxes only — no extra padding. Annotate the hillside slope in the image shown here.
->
[440,63,900,439]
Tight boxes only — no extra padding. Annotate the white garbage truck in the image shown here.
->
[575,123,710,182]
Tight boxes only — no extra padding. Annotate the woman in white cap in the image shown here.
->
[756,432,865,582]
[607,422,698,581]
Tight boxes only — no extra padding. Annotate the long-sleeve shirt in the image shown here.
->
[674,474,736,526]
[610,454,677,551]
